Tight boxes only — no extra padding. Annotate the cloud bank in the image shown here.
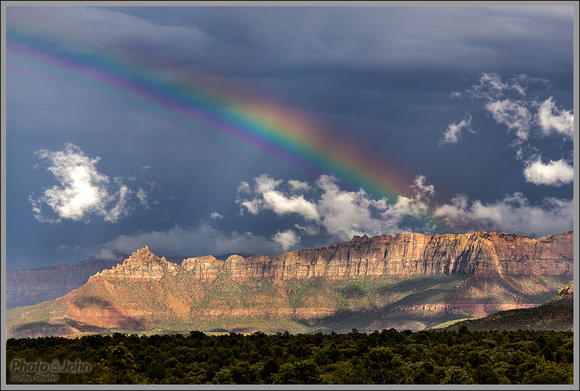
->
[433,193,573,238]
[97,223,281,259]
[236,174,433,248]
[90,172,573,259]
[233,172,572,251]
[30,143,139,223]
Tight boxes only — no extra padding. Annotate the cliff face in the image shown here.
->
[97,247,180,281]
[96,231,573,283]
[6,254,127,309]
[6,231,573,338]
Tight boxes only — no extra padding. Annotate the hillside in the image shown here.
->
[6,231,574,338]
[6,254,127,309]
[5,254,193,309]
[443,281,574,332]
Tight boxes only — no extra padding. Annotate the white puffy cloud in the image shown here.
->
[462,73,549,100]
[262,191,320,221]
[237,174,319,221]
[469,72,509,98]
[30,143,134,223]
[484,99,532,142]
[316,175,388,239]
[523,157,574,186]
[536,97,574,138]
[272,230,300,251]
[451,73,572,147]
[237,174,433,242]
[440,112,473,144]
[434,192,573,237]
[448,73,573,184]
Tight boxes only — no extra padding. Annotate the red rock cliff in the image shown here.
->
[97,231,573,283]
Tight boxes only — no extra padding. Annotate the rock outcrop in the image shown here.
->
[96,231,573,283]
[95,246,180,281]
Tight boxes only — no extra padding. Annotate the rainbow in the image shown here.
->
[6,25,445,231]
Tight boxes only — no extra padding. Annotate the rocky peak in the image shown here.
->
[94,247,179,281]
[125,246,163,265]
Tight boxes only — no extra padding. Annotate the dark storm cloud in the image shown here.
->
[4,4,575,269]
[9,5,573,77]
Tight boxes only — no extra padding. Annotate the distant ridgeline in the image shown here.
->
[6,231,574,338]
[5,254,190,309]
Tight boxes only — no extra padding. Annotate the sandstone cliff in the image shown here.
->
[6,231,574,338]
[95,231,573,283]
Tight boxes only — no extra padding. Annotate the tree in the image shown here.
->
[359,346,409,384]
[522,358,573,384]
[273,359,322,384]
[441,366,475,384]
[102,342,139,383]
[261,358,280,382]
[473,363,501,384]
[230,361,258,384]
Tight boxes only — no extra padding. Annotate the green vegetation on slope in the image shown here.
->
[444,281,573,332]
[6,273,572,338]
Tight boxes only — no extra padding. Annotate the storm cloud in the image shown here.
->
[4,4,574,269]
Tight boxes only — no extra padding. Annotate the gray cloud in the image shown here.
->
[433,192,573,237]
[8,6,573,77]
[98,223,281,258]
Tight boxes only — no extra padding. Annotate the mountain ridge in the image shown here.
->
[6,230,574,338]
[94,230,574,282]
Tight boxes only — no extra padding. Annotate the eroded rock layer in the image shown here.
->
[96,231,574,282]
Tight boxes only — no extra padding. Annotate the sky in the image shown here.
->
[3,3,577,269]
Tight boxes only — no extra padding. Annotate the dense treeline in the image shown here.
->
[6,328,574,384]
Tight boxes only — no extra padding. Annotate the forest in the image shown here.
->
[6,328,574,384]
